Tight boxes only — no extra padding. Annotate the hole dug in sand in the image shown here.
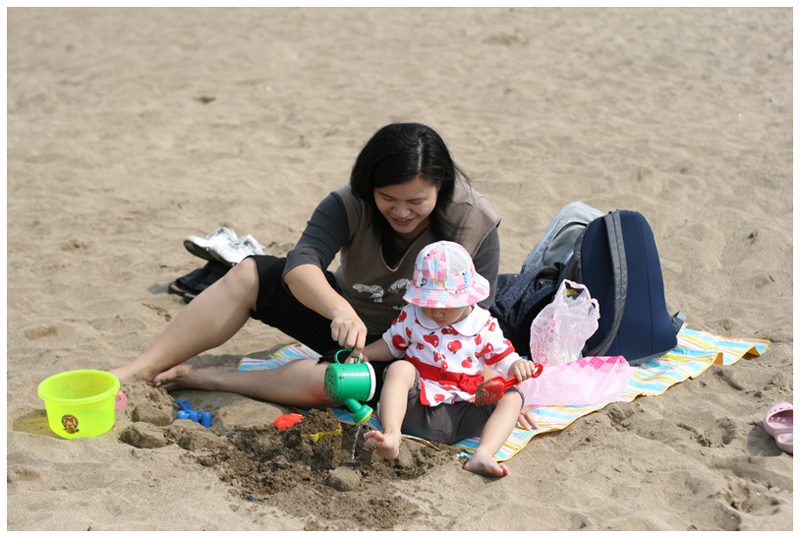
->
[195,409,461,494]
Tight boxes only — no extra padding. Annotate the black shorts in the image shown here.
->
[398,369,524,445]
[249,255,392,407]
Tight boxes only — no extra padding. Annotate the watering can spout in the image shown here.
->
[344,398,373,424]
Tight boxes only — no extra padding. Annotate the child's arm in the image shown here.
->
[346,305,413,364]
[345,338,395,363]
[481,313,541,380]
[508,359,540,431]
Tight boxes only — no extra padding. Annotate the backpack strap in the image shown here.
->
[672,310,687,334]
[580,212,624,357]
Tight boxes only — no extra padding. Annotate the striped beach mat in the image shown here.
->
[238,326,769,462]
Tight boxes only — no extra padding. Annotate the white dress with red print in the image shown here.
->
[382,304,521,407]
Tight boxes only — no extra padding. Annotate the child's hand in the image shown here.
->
[510,359,540,383]
[517,409,538,430]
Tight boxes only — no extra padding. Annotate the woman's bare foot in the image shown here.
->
[364,429,402,460]
[463,451,510,478]
[109,364,153,385]
[153,361,238,391]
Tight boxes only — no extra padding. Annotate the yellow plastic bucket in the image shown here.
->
[37,370,127,439]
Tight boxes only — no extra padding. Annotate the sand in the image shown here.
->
[6,7,793,531]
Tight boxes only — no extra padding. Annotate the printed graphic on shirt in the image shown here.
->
[352,278,411,309]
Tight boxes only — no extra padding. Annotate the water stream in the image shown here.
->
[350,423,364,463]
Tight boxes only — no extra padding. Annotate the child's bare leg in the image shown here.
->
[364,360,416,460]
[463,391,524,478]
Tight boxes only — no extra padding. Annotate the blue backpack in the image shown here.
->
[562,209,684,365]
[492,206,684,365]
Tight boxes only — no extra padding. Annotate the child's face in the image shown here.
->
[421,305,472,327]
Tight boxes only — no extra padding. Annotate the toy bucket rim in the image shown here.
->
[37,369,121,405]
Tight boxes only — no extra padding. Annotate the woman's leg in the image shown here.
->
[112,254,360,408]
[111,258,261,384]
[153,357,335,408]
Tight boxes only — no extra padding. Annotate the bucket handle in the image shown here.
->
[115,390,127,411]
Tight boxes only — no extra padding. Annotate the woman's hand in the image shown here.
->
[344,353,369,364]
[330,311,368,358]
[284,264,369,356]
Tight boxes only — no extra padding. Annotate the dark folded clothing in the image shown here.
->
[168,261,230,302]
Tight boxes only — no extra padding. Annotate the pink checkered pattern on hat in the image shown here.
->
[403,241,491,308]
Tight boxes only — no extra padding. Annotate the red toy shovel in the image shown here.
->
[475,363,544,406]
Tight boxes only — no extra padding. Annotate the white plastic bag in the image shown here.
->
[528,279,599,367]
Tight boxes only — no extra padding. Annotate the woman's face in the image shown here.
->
[373,175,439,240]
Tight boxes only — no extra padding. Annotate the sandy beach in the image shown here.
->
[6,7,793,531]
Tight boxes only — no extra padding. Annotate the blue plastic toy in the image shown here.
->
[174,399,212,428]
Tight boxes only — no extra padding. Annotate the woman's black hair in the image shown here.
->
[349,122,469,244]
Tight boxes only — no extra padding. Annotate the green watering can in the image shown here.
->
[323,349,375,424]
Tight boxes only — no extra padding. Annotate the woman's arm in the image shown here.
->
[284,264,368,356]
[281,191,369,355]
[284,192,350,273]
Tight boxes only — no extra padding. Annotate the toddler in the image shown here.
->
[353,241,539,477]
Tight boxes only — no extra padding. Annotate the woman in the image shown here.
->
[112,123,536,427]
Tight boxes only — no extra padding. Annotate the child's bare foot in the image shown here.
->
[463,451,510,478]
[364,429,402,460]
[153,361,238,391]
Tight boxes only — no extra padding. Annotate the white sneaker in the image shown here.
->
[183,227,238,262]
[212,234,266,265]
